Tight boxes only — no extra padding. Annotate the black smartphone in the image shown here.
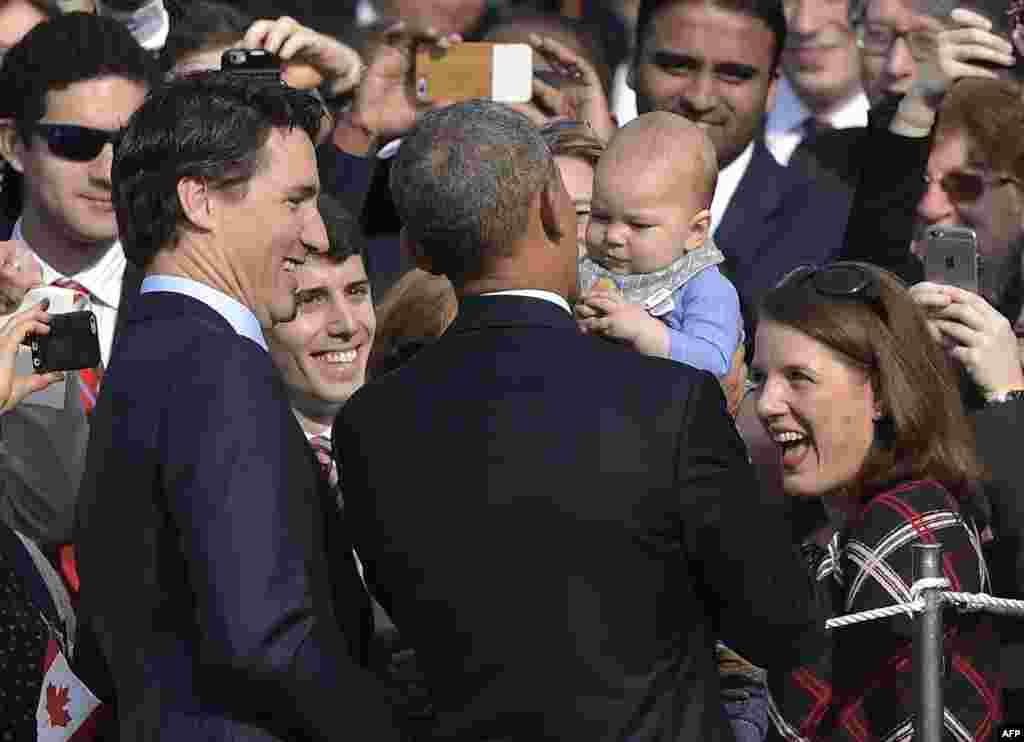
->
[923,225,979,293]
[30,310,101,373]
[221,48,282,80]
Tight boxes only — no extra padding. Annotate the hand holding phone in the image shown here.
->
[29,310,101,374]
[0,301,64,414]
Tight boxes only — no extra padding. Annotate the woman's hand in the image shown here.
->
[0,300,64,415]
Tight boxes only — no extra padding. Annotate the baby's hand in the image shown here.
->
[576,290,670,358]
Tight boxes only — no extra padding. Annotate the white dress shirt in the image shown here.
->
[13,219,126,367]
[765,75,869,166]
[479,289,572,315]
[710,142,756,237]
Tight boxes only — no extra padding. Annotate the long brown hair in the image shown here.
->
[759,262,984,500]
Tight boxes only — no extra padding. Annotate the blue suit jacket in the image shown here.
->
[716,139,852,340]
[74,291,397,741]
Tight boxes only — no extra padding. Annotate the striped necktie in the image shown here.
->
[309,434,339,489]
[50,278,104,415]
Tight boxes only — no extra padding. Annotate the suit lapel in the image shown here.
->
[715,139,788,274]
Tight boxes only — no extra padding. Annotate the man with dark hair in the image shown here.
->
[269,193,374,481]
[628,0,852,348]
[335,98,822,740]
[75,71,398,740]
[0,12,160,553]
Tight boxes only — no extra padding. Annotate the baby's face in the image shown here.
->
[586,161,704,274]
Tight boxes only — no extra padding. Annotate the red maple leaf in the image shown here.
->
[46,683,72,727]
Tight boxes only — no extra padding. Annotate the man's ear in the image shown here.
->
[0,118,26,174]
[540,174,567,244]
[176,176,215,232]
[401,228,435,274]
[684,208,711,251]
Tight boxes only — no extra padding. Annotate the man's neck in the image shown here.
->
[292,404,337,437]
[798,81,863,121]
[20,210,112,277]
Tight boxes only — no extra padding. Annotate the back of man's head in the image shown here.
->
[112,71,323,268]
[389,100,554,287]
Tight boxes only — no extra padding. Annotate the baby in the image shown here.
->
[575,112,742,378]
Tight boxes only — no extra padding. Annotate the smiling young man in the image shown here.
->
[74,71,399,740]
[628,0,852,349]
[269,193,375,470]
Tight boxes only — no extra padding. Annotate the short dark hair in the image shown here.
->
[635,0,787,72]
[112,71,323,268]
[0,12,160,220]
[759,262,985,502]
[389,100,555,287]
[161,0,254,74]
[318,193,364,265]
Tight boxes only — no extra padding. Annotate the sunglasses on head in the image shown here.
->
[32,123,121,162]
[923,170,1020,203]
[779,263,883,306]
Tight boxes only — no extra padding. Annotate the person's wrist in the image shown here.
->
[891,93,939,137]
[332,109,378,156]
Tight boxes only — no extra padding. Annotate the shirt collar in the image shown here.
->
[710,141,755,235]
[767,75,869,136]
[140,274,268,351]
[13,218,126,309]
[478,289,572,315]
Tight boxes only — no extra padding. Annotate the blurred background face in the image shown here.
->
[915,127,1024,308]
[554,154,594,258]
[378,0,487,36]
[782,0,862,112]
[269,254,376,418]
[857,0,933,105]
[631,1,779,169]
[752,318,878,498]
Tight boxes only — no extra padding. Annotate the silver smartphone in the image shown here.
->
[923,225,979,293]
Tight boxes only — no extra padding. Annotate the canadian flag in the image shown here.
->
[36,638,107,741]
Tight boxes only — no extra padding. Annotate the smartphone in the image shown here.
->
[221,48,282,80]
[923,225,979,293]
[415,43,532,104]
[30,310,101,373]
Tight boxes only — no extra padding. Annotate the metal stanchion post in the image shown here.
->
[914,543,944,742]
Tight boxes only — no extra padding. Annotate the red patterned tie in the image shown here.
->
[309,434,339,488]
[51,278,104,415]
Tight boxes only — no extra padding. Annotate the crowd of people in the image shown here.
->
[0,0,1023,739]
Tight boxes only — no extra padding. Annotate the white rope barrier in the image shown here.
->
[824,578,1024,629]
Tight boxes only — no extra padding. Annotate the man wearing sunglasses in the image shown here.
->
[0,14,159,551]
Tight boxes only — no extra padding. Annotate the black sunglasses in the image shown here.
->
[32,123,121,162]
[779,263,883,305]
[923,170,1021,204]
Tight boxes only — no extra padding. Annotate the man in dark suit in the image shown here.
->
[628,0,852,345]
[334,99,823,741]
[74,72,398,740]
[0,13,159,551]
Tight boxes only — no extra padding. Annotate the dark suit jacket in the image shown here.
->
[0,139,370,549]
[335,294,823,741]
[75,291,397,741]
[716,138,852,344]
